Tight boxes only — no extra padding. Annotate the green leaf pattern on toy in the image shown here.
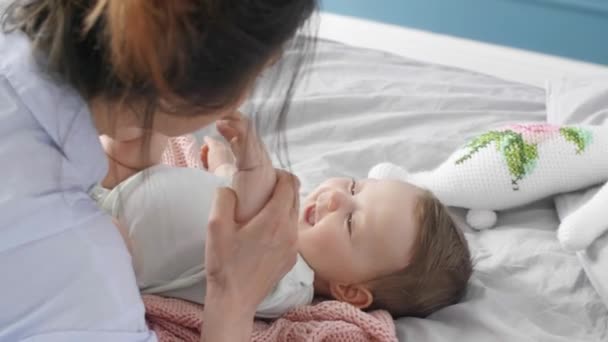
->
[499,132,538,186]
[559,127,592,154]
[456,124,592,189]
[455,131,504,165]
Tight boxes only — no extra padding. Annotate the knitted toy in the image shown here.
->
[369,123,608,251]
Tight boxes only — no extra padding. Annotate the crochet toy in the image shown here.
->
[369,123,608,251]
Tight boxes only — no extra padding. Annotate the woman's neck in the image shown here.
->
[89,97,170,188]
[89,97,114,136]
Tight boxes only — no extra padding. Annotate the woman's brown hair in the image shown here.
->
[367,189,473,318]
[1,0,317,157]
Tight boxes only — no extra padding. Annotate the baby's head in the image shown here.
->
[298,177,472,317]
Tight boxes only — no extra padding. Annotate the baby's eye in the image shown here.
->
[350,178,356,195]
[347,213,353,236]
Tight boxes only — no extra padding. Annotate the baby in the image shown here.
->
[93,114,473,318]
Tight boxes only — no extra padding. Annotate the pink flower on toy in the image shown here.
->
[503,123,560,144]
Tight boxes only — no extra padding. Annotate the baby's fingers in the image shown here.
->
[200,143,210,170]
[217,114,249,141]
[216,119,240,143]
[218,118,253,159]
[201,136,225,169]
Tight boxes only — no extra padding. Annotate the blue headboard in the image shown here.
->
[321,0,608,65]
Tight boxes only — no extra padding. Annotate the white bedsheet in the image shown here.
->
[201,39,608,341]
[548,77,608,320]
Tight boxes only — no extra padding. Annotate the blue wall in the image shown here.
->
[322,0,608,65]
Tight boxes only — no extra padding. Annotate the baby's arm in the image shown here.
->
[201,136,238,179]
[202,114,277,223]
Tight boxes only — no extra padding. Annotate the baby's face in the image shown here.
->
[298,178,422,286]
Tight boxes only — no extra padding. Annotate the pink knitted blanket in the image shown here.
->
[161,135,204,169]
[153,136,397,341]
[144,295,397,342]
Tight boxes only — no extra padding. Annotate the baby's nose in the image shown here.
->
[319,190,344,214]
[327,192,340,212]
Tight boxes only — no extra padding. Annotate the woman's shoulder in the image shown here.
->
[0,31,108,251]
[0,30,31,69]
[0,30,54,90]
[0,32,107,202]
[0,31,90,139]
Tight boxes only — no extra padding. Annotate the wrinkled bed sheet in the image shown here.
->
[197,39,608,341]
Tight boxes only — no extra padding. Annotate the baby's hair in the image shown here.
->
[366,189,473,318]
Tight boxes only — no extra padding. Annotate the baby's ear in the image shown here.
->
[329,283,373,309]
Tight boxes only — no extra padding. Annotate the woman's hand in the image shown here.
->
[202,170,300,342]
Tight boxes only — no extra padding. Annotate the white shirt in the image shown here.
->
[92,165,315,319]
[0,31,155,341]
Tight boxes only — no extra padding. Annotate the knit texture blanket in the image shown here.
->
[144,295,397,342]
[161,135,204,169]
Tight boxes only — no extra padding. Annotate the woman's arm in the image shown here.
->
[216,115,277,224]
[201,114,276,224]
[201,171,300,342]
[202,286,256,342]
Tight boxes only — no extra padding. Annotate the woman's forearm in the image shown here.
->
[201,288,255,342]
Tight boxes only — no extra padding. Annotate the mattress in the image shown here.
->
[199,39,608,341]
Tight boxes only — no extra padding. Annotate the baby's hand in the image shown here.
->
[216,114,272,172]
[216,113,276,223]
[201,136,235,172]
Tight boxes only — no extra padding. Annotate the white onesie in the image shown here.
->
[90,165,314,318]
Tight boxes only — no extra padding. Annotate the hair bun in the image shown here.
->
[86,0,198,91]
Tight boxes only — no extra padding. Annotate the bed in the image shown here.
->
[201,18,608,339]
[194,12,608,340]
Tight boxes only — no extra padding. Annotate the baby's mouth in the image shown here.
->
[305,205,316,226]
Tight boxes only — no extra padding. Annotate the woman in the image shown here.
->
[0,0,316,341]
